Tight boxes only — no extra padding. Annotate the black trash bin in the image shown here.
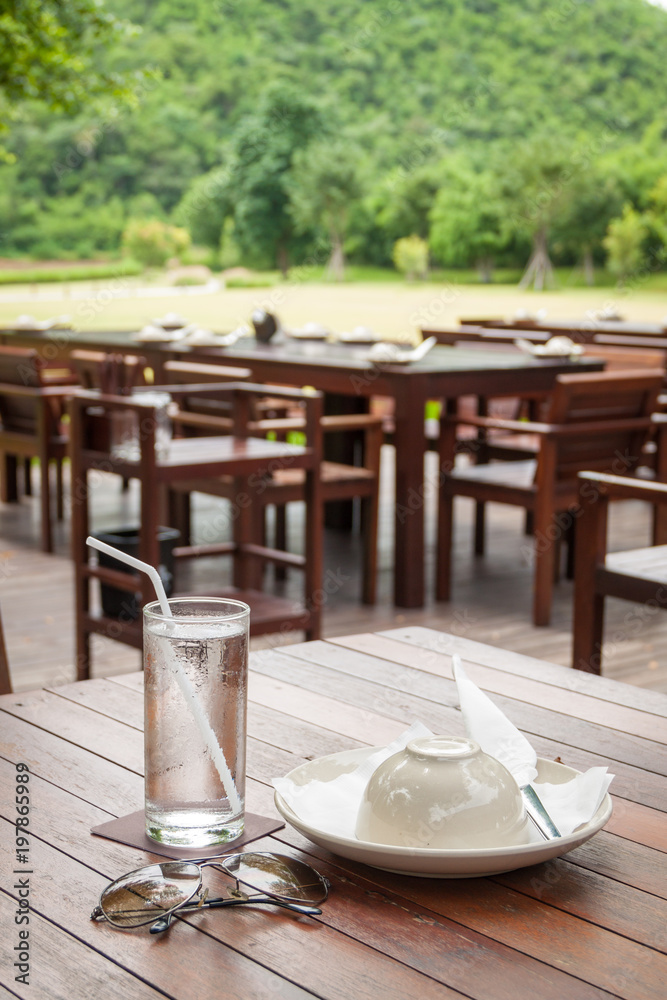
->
[93,526,180,620]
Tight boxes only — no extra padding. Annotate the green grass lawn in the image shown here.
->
[0,266,665,339]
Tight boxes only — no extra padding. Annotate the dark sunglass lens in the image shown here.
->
[221,853,328,904]
[100,862,201,927]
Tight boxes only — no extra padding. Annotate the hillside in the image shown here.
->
[2,0,667,262]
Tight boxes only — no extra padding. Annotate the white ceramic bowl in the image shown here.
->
[355,736,530,850]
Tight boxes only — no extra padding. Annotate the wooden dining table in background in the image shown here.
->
[0,328,604,607]
[178,338,605,608]
[1,626,665,1000]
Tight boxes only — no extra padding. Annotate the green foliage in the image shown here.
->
[5,0,667,276]
[429,166,506,281]
[174,168,231,249]
[121,219,190,267]
[289,139,364,278]
[0,0,138,158]
[392,235,429,280]
[602,205,647,280]
[0,259,141,285]
[223,82,328,273]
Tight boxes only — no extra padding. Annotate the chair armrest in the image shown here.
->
[0,381,75,399]
[577,471,667,504]
[442,413,551,434]
[443,412,653,437]
[320,414,384,431]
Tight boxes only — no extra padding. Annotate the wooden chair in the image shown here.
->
[0,604,11,694]
[69,382,324,679]
[0,345,77,552]
[436,370,664,626]
[572,472,667,673]
[70,349,151,394]
[167,407,383,605]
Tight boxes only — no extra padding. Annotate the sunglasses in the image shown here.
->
[91,851,330,934]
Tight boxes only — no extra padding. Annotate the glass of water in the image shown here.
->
[143,597,250,847]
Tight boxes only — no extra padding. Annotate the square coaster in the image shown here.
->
[91,811,284,859]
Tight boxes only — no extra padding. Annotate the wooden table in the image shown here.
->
[180,339,604,607]
[1,626,665,1000]
[0,330,603,607]
[459,316,667,338]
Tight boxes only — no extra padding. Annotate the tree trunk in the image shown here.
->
[476,256,494,283]
[582,246,595,286]
[519,228,556,291]
[325,233,345,282]
[277,243,289,277]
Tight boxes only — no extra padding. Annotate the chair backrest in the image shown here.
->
[70,350,149,393]
[544,370,663,481]
[0,345,45,433]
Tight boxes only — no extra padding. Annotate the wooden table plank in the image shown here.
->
[0,894,167,1000]
[377,626,667,716]
[0,713,143,817]
[0,826,315,1000]
[274,825,663,1000]
[1,627,663,1000]
[330,633,667,737]
[249,650,667,809]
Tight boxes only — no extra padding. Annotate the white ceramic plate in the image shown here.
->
[514,337,583,358]
[274,747,613,877]
[286,328,329,341]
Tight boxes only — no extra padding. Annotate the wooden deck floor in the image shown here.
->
[1,447,666,693]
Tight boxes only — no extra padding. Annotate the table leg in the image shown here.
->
[323,393,366,529]
[392,385,427,607]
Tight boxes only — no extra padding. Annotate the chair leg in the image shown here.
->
[572,500,608,673]
[167,490,192,546]
[274,504,287,581]
[474,501,485,555]
[565,516,576,580]
[56,459,64,520]
[39,458,53,553]
[532,513,556,627]
[572,591,605,674]
[1,454,18,502]
[23,458,32,496]
[360,493,379,605]
[436,492,454,601]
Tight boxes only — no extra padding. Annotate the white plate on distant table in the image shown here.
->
[336,326,384,344]
[514,336,583,358]
[286,326,329,340]
[132,325,184,343]
[274,747,613,877]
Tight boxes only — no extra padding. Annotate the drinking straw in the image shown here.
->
[86,536,242,815]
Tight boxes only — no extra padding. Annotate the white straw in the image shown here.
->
[86,536,242,815]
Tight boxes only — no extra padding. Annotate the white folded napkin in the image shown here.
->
[452,656,613,837]
[273,658,613,844]
[514,336,583,358]
[12,313,71,330]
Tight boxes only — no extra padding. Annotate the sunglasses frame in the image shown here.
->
[91,851,329,933]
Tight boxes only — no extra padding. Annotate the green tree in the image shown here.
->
[122,218,190,268]
[602,205,647,281]
[498,135,577,290]
[288,140,363,280]
[0,1,137,140]
[225,83,327,274]
[174,167,231,250]
[392,235,429,281]
[551,171,624,284]
[429,168,506,282]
